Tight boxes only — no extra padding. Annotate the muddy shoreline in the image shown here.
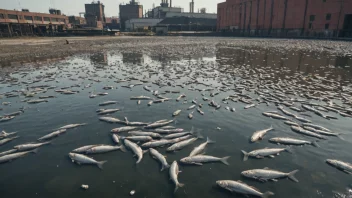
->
[0,36,351,67]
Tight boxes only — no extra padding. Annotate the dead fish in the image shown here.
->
[99,101,118,106]
[241,168,299,182]
[0,149,38,164]
[250,126,274,142]
[111,126,138,133]
[97,109,120,115]
[27,99,48,104]
[68,153,107,169]
[59,123,86,130]
[216,180,274,198]
[169,161,184,193]
[37,129,66,141]
[149,148,170,171]
[180,155,230,166]
[172,110,181,116]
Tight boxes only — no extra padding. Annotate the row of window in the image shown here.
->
[0,13,65,22]
[310,13,331,22]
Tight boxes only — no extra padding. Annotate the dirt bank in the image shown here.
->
[0,36,351,66]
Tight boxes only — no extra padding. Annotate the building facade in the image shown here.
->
[85,1,105,28]
[119,0,143,31]
[68,16,86,25]
[0,8,69,37]
[125,18,162,31]
[217,0,352,37]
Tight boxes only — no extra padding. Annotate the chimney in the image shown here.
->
[170,0,172,7]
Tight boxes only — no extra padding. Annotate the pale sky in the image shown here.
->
[0,0,224,17]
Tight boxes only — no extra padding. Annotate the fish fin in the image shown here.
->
[193,162,203,166]
[262,191,275,198]
[220,156,230,165]
[263,167,269,170]
[255,155,265,159]
[174,183,185,193]
[31,148,39,154]
[342,170,352,175]
[311,141,320,147]
[269,155,275,158]
[337,135,345,141]
[97,160,107,169]
[241,150,249,161]
[196,132,204,139]
[206,137,216,144]
[258,178,268,183]
[287,170,299,182]
[285,146,293,154]
[161,164,170,171]
[119,145,127,152]
[271,179,278,182]
[77,161,81,165]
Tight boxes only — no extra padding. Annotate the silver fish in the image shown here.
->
[0,149,37,164]
[130,96,152,100]
[291,126,326,139]
[180,155,230,165]
[167,137,198,152]
[111,126,138,133]
[0,136,19,146]
[68,153,107,169]
[302,123,331,132]
[284,121,300,127]
[99,117,126,124]
[0,131,17,139]
[241,168,299,182]
[251,126,274,142]
[262,112,289,120]
[73,145,103,153]
[188,111,194,119]
[172,110,181,116]
[86,145,126,154]
[141,139,173,148]
[153,128,184,134]
[112,134,120,144]
[0,149,17,157]
[37,129,66,141]
[189,137,215,157]
[187,105,196,110]
[59,123,86,130]
[294,116,311,123]
[144,120,174,129]
[245,104,256,109]
[326,159,352,174]
[124,139,145,164]
[241,147,292,161]
[169,161,184,193]
[27,99,48,104]
[216,180,274,198]
[269,137,319,147]
[97,109,120,115]
[128,131,162,138]
[149,148,170,171]
[14,141,51,151]
[123,136,153,142]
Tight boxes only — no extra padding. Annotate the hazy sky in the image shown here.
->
[0,0,224,17]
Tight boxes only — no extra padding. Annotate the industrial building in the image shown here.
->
[105,17,120,30]
[217,0,352,38]
[68,16,86,26]
[125,18,162,31]
[0,8,69,37]
[85,1,105,29]
[119,0,143,31]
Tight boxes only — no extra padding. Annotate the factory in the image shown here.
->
[84,1,105,29]
[0,8,69,37]
[119,0,143,31]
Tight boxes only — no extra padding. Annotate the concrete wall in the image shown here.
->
[217,0,352,37]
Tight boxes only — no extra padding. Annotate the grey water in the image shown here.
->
[0,46,352,198]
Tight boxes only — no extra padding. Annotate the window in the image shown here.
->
[326,13,331,20]
[309,23,313,29]
[0,14,4,19]
[8,14,18,20]
[51,18,58,22]
[34,16,42,21]
[309,15,315,21]
[18,15,23,20]
[24,16,32,20]
[325,23,329,29]
[44,17,50,22]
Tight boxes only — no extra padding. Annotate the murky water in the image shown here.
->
[0,43,352,198]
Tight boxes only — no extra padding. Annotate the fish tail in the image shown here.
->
[287,170,299,182]
[241,150,249,161]
[31,148,39,154]
[119,144,127,152]
[311,141,320,147]
[174,183,185,193]
[161,164,170,172]
[337,134,345,141]
[206,137,216,144]
[285,146,293,154]
[196,132,204,139]
[97,160,107,169]
[220,156,230,165]
[262,191,275,198]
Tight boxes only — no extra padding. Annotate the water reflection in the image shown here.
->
[122,52,144,64]
[90,52,108,66]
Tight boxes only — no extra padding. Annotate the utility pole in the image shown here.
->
[336,0,344,38]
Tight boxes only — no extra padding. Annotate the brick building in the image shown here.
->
[217,0,352,38]
[85,1,105,29]
[0,8,69,37]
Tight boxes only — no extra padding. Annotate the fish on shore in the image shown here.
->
[250,126,273,142]
[0,149,38,164]
[241,147,292,161]
[241,168,299,182]
[326,159,352,174]
[180,155,230,166]
[169,161,184,193]
[216,180,274,198]
[68,153,107,169]
[149,148,170,171]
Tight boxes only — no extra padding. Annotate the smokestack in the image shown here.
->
[170,0,172,7]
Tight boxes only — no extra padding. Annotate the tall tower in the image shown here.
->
[189,0,194,13]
